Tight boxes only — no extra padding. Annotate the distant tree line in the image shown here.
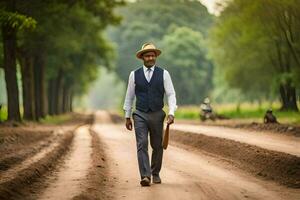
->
[209,0,300,111]
[108,0,215,105]
[0,0,123,121]
[109,0,299,111]
[2,0,298,121]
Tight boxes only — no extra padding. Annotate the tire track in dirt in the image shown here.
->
[0,139,61,185]
[0,131,74,200]
[173,124,300,156]
[170,129,300,188]
[92,111,300,200]
[37,125,92,200]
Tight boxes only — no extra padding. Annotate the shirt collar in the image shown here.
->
[143,65,155,72]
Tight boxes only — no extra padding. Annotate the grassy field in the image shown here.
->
[1,102,300,125]
[175,102,300,124]
[40,114,74,125]
[0,106,7,122]
[0,106,73,125]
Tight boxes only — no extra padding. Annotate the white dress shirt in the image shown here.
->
[123,65,177,118]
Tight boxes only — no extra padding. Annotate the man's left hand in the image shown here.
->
[167,115,174,125]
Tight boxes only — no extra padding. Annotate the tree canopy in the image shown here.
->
[0,0,123,121]
[209,0,300,110]
[108,0,214,105]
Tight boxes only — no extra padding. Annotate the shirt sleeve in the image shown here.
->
[123,71,135,118]
[163,70,177,116]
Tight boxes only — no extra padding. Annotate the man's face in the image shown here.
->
[142,51,156,67]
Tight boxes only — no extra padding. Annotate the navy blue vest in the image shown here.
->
[135,66,165,112]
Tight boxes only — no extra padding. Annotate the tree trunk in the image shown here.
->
[19,52,36,120]
[34,57,41,119]
[279,82,299,111]
[69,90,73,112]
[48,78,56,115]
[2,25,21,122]
[62,84,71,113]
[54,69,63,115]
[34,54,48,119]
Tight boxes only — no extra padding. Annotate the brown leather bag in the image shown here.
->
[162,124,170,150]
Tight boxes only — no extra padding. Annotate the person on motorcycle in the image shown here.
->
[200,97,215,121]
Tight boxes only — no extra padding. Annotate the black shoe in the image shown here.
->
[140,177,151,186]
[152,175,161,184]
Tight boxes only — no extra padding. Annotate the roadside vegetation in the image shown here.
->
[1,0,299,123]
[176,103,300,124]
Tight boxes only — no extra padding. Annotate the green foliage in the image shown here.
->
[160,26,212,104]
[218,106,300,124]
[176,103,300,124]
[0,0,124,120]
[40,114,73,125]
[0,105,7,121]
[0,10,36,30]
[12,0,123,97]
[208,0,300,104]
[88,68,125,109]
[41,3,117,95]
[174,108,200,119]
[108,0,215,105]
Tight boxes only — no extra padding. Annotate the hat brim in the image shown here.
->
[136,49,161,59]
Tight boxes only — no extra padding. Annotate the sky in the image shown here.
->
[199,0,223,15]
[125,0,224,16]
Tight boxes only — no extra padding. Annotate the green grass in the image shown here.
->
[175,102,300,124]
[0,106,72,125]
[174,106,200,119]
[0,106,7,122]
[40,114,73,125]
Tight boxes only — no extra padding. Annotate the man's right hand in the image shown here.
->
[125,118,133,131]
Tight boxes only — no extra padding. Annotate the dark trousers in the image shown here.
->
[133,109,166,179]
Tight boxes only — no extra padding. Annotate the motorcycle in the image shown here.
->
[200,109,216,121]
[199,100,216,121]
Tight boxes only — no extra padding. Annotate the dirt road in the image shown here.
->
[173,124,300,156]
[1,111,299,200]
[38,125,92,200]
[92,111,300,200]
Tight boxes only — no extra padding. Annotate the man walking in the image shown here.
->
[123,43,177,186]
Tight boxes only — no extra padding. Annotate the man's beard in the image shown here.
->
[145,60,155,67]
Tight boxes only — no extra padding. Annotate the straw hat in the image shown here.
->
[136,43,161,59]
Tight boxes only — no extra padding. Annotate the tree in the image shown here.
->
[108,0,215,105]
[0,1,36,121]
[209,0,300,110]
[160,26,212,104]
[44,2,118,115]
[1,0,123,121]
